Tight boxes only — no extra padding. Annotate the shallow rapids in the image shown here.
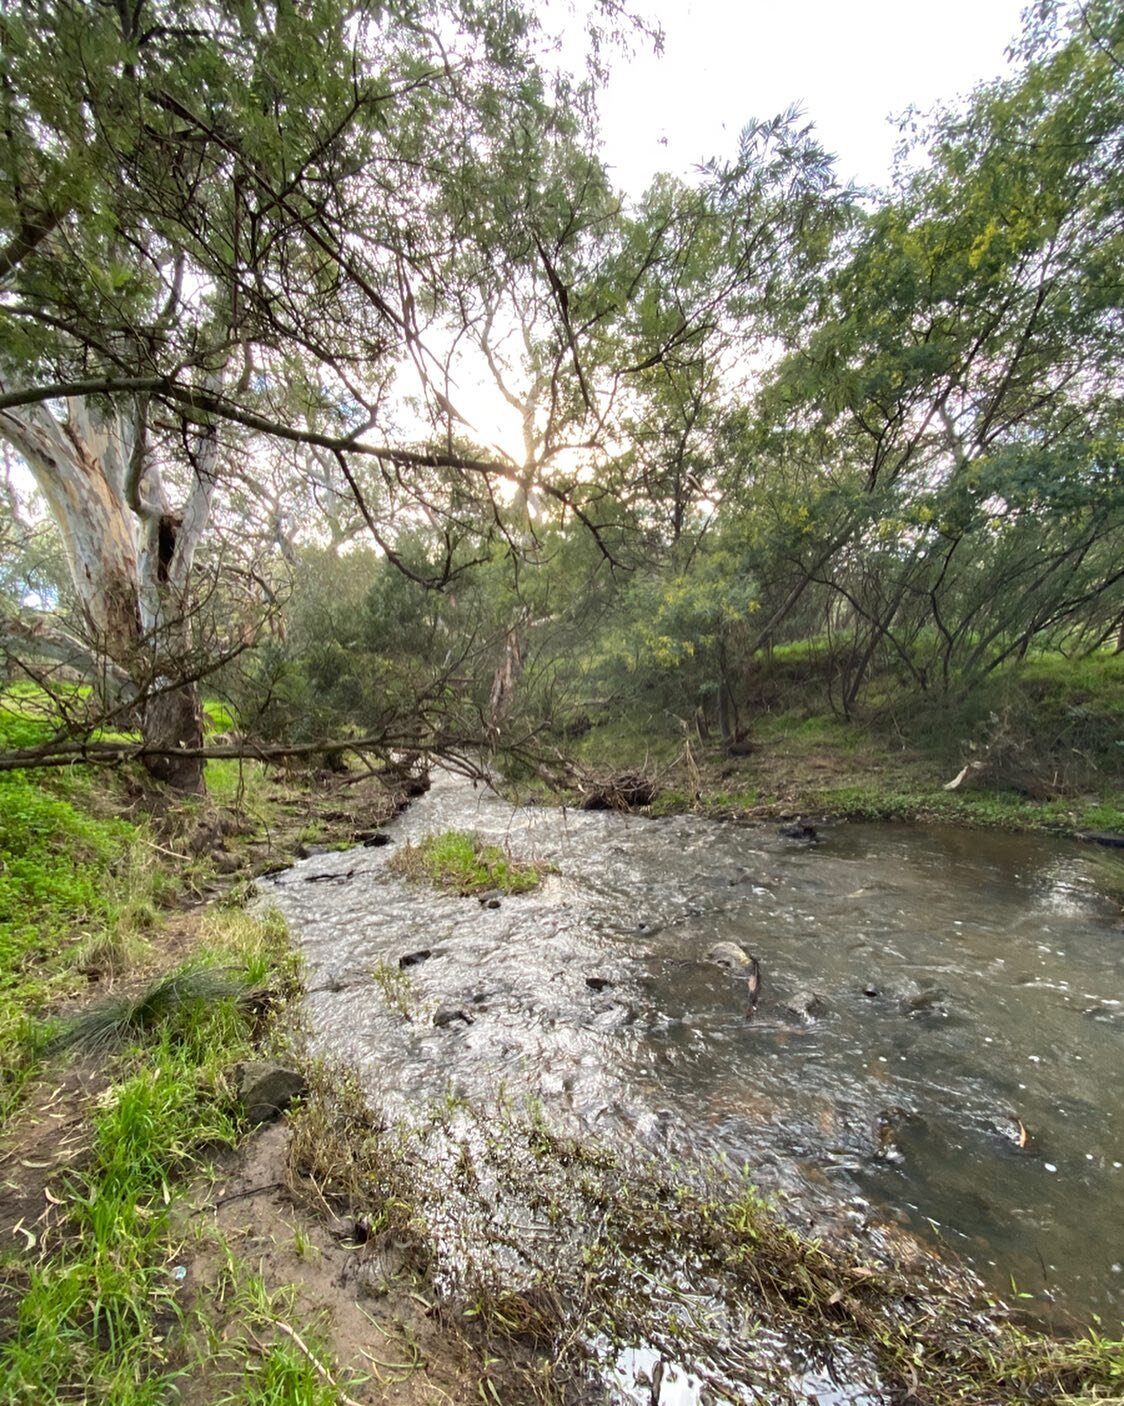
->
[264,769,1123,1328]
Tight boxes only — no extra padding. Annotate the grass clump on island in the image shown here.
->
[389,828,553,896]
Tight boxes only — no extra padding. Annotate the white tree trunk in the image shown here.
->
[0,379,222,790]
[0,394,142,660]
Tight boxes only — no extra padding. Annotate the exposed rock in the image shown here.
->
[210,849,243,874]
[778,821,818,841]
[237,1061,307,1125]
[706,941,754,969]
[433,1006,474,1028]
[398,949,433,968]
[585,975,614,992]
[359,831,393,847]
[477,889,503,908]
[785,990,829,1022]
[862,984,880,998]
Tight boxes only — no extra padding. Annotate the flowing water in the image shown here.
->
[265,770,1123,1332]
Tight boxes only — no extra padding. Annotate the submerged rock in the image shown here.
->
[778,821,819,841]
[302,868,355,884]
[872,1106,909,1164]
[986,1113,1032,1151]
[236,1061,307,1125]
[898,982,949,1018]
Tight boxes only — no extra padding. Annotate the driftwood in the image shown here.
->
[578,770,658,812]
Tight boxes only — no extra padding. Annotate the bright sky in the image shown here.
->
[597,0,1028,195]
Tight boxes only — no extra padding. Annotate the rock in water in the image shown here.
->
[237,1062,307,1125]
[707,941,753,969]
[899,985,949,1019]
[705,942,762,1015]
[785,990,828,1022]
[433,1006,474,1028]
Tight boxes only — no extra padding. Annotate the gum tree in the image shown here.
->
[0,0,617,786]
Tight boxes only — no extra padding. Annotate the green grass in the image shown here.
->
[201,1258,360,1405]
[205,756,273,810]
[388,829,551,896]
[0,909,301,1404]
[202,699,237,734]
[0,712,171,1117]
[574,713,683,770]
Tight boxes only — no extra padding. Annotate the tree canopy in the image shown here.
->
[0,0,1120,788]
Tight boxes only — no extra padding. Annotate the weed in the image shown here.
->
[371,958,416,1020]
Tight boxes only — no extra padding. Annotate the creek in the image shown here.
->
[264,769,1123,1332]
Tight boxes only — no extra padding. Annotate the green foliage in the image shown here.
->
[0,710,162,1112]
[389,829,550,896]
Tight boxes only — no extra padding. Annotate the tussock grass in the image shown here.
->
[389,828,552,896]
[44,965,261,1055]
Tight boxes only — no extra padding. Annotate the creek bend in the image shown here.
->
[265,769,1123,1329]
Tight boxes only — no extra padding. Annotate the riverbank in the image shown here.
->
[2,748,1123,1402]
[567,699,1124,839]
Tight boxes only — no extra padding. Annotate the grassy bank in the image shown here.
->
[0,909,312,1402]
[0,707,416,1401]
[572,651,1124,835]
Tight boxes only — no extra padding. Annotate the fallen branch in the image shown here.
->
[0,734,411,774]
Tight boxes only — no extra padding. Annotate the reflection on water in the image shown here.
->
[265,771,1124,1327]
